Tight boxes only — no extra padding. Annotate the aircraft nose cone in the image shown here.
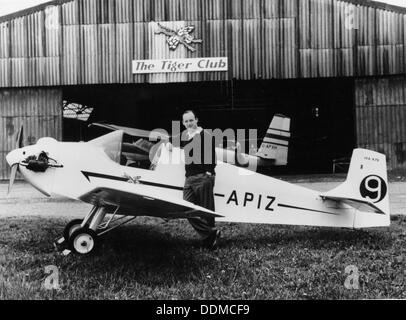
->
[6,149,22,167]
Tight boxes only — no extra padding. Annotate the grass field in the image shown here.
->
[0,215,405,299]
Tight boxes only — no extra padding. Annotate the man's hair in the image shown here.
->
[182,109,197,119]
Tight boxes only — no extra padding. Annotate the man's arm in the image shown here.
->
[165,132,183,151]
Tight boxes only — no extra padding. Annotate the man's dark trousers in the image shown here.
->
[183,172,216,239]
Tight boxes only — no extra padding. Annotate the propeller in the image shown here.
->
[8,125,24,195]
[8,164,18,195]
[16,124,24,148]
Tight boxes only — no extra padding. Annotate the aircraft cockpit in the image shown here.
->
[121,135,161,169]
[88,126,167,170]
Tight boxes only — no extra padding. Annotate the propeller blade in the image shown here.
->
[8,164,18,195]
[16,125,24,148]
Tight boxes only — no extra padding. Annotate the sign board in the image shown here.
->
[132,57,228,74]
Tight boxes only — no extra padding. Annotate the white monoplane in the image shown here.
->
[6,124,390,255]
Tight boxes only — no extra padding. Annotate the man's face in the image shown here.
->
[182,112,198,131]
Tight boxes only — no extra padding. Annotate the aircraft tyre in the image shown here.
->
[69,228,98,255]
[63,219,85,242]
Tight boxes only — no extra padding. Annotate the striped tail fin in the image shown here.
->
[256,114,290,165]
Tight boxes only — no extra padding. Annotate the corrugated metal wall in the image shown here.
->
[0,88,62,179]
[355,76,406,170]
[0,0,405,86]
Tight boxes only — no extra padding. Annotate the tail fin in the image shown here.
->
[322,149,390,228]
[256,114,290,165]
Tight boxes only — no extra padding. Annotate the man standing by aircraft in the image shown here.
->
[167,110,221,249]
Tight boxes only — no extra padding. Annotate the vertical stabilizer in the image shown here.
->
[322,148,390,228]
[256,114,290,165]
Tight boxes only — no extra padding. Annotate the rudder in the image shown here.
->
[323,148,390,228]
[256,114,290,165]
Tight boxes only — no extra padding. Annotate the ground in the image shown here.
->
[0,177,405,299]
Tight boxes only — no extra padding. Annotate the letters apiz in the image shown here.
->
[226,190,276,211]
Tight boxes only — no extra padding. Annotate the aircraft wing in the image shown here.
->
[320,195,385,214]
[78,183,223,219]
[90,123,169,140]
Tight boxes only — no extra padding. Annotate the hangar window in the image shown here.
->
[63,101,94,121]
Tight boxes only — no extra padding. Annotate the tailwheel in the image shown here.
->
[69,228,98,255]
[63,219,86,241]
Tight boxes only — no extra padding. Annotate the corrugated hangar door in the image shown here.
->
[355,76,406,171]
[0,88,62,180]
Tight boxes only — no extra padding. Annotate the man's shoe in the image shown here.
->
[205,229,221,250]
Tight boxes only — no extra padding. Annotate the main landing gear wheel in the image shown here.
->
[63,219,86,241]
[69,228,98,255]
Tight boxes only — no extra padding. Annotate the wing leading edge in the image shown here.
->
[79,184,224,219]
[90,123,169,140]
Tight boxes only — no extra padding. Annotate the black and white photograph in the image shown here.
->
[0,0,405,305]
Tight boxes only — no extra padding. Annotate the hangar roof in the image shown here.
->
[1,0,405,22]
[0,0,405,87]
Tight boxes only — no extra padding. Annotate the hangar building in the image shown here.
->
[1,0,406,179]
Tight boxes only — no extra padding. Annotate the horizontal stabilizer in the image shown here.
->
[320,195,385,215]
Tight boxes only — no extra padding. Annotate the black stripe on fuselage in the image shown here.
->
[82,171,127,182]
[269,127,290,133]
[81,171,225,197]
[277,203,339,215]
[265,133,290,141]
